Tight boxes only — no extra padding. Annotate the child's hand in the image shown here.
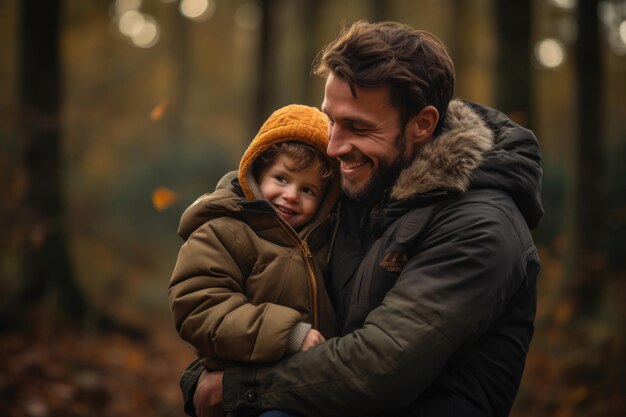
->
[300,328,325,351]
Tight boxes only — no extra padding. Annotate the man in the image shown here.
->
[181,20,543,417]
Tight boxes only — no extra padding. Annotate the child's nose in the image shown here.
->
[283,186,299,202]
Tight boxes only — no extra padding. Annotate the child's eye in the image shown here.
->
[302,187,316,197]
[273,175,287,183]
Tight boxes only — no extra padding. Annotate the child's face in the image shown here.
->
[259,154,325,229]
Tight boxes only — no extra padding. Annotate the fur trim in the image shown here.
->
[391,99,494,200]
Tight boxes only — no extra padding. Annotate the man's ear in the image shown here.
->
[407,105,439,144]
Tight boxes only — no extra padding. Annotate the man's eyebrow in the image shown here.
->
[321,109,372,126]
[339,115,374,127]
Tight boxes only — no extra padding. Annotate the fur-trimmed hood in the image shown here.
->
[391,99,494,199]
[389,99,543,229]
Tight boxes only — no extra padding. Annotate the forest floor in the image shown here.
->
[0,312,195,417]
[1,294,624,417]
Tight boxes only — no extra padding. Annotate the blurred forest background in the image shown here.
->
[0,0,625,416]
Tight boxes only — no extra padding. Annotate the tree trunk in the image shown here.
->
[568,0,606,315]
[494,0,532,128]
[255,0,277,129]
[167,5,191,146]
[302,0,322,105]
[370,0,391,22]
[17,0,87,320]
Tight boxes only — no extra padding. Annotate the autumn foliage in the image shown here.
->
[0,313,195,417]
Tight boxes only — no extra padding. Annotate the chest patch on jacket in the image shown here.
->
[379,251,408,272]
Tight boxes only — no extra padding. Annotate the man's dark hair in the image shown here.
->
[314,20,455,134]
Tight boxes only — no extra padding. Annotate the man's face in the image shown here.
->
[321,73,414,202]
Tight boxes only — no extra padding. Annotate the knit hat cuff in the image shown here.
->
[238,104,331,201]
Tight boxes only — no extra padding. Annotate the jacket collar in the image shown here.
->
[390,99,494,200]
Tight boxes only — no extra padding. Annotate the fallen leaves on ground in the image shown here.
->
[0,320,195,417]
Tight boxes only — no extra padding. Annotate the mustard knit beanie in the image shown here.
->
[238,104,331,200]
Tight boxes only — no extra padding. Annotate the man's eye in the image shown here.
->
[352,126,367,135]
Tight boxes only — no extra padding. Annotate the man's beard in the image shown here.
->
[341,132,412,202]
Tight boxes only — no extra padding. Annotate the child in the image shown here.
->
[169,104,339,370]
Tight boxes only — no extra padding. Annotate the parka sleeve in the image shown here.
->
[169,220,303,363]
[220,200,538,415]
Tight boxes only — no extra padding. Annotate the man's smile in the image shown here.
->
[340,160,368,171]
[338,153,371,175]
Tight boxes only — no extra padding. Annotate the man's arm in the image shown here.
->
[194,370,225,417]
[214,202,532,416]
[186,331,325,417]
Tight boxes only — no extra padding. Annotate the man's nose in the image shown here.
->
[327,125,350,159]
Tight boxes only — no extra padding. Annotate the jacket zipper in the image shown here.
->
[275,219,320,330]
[301,240,319,330]
[300,214,336,331]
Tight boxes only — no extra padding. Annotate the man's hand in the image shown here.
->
[193,369,225,417]
[301,328,325,352]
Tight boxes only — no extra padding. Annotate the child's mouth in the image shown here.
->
[276,205,296,215]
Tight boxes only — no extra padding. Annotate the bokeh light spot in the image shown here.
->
[115,0,142,15]
[535,38,566,69]
[180,0,215,21]
[549,0,576,10]
[131,16,159,48]
[118,10,145,37]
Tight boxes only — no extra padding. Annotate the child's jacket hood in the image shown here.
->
[235,104,340,235]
